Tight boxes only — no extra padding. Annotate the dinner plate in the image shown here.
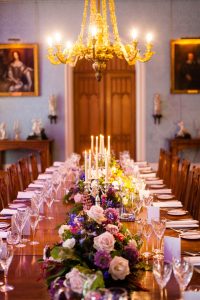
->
[181,234,200,240]
[150,184,165,189]
[146,177,159,181]
[157,194,174,200]
[167,209,187,216]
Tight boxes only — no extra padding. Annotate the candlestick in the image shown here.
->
[105,152,108,182]
[84,150,88,182]
[107,135,110,155]
[88,150,91,180]
[99,135,102,155]
[95,153,98,179]
[91,136,94,153]
[96,136,98,155]
[102,135,104,154]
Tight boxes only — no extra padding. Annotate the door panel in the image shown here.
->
[74,57,136,158]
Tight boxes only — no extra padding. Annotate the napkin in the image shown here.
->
[184,256,200,266]
[166,219,199,228]
[139,166,152,171]
[145,179,163,185]
[53,161,64,167]
[153,201,182,208]
[140,172,156,178]
[0,208,17,215]
[37,174,52,180]
[45,167,57,172]
[28,183,44,188]
[0,232,8,239]
[17,191,35,199]
[149,188,172,194]
[183,291,200,300]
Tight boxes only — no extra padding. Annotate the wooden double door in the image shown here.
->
[74,57,136,158]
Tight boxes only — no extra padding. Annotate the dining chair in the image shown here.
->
[0,174,9,209]
[39,150,47,173]
[162,151,172,187]
[7,163,22,201]
[176,159,191,205]
[185,167,200,220]
[156,148,166,179]
[169,156,180,194]
[18,157,32,190]
[29,153,39,181]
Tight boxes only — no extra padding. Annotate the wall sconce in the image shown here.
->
[48,94,58,124]
[153,93,162,124]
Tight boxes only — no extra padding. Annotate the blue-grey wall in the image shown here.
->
[0,0,200,163]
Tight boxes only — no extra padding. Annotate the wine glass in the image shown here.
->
[0,243,14,292]
[142,220,153,260]
[153,259,172,299]
[29,208,40,245]
[173,258,193,296]
[13,209,27,248]
[152,218,166,258]
[44,188,54,220]
[6,229,20,246]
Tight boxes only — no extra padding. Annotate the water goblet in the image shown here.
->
[153,259,172,299]
[173,258,193,297]
[29,208,40,245]
[45,188,54,220]
[0,243,14,292]
[13,209,27,248]
[6,229,20,246]
[142,220,153,260]
[152,218,166,258]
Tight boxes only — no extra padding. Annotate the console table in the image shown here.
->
[0,139,53,169]
[168,138,200,156]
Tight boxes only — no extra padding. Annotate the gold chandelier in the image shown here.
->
[47,0,155,81]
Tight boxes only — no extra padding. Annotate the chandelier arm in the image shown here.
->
[77,0,89,44]
[108,0,121,43]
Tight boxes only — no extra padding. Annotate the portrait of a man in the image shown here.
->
[171,39,200,93]
[0,44,39,96]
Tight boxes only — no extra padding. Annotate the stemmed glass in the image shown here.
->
[29,208,40,245]
[153,259,172,299]
[13,209,27,248]
[44,188,54,220]
[152,218,166,258]
[0,243,14,292]
[173,258,193,297]
[52,170,61,202]
[142,220,153,260]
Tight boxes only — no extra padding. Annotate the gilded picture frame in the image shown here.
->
[171,39,200,94]
[0,43,39,96]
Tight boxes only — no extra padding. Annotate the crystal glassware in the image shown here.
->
[13,209,27,248]
[142,220,153,260]
[153,259,172,298]
[0,243,14,292]
[29,208,40,245]
[173,258,193,296]
[6,229,20,246]
[45,188,54,220]
[152,218,166,258]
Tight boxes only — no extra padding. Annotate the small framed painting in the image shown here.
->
[171,39,200,94]
[0,43,39,96]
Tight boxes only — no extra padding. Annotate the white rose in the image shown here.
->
[65,268,84,294]
[58,225,71,238]
[74,193,83,203]
[93,231,115,253]
[109,256,130,280]
[62,238,76,249]
[87,205,106,224]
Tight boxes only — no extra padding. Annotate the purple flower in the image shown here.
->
[123,245,139,267]
[94,250,112,269]
[104,208,119,223]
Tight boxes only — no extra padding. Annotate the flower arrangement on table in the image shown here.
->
[40,203,147,299]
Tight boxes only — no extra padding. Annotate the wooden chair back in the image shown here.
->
[162,151,172,186]
[156,148,166,178]
[176,159,191,204]
[18,157,31,190]
[0,175,9,209]
[29,153,39,180]
[39,150,47,173]
[185,167,200,220]
[170,156,180,194]
[7,163,22,200]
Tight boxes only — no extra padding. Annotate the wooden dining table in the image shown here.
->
[0,197,200,299]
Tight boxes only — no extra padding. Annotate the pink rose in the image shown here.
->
[94,231,115,253]
[106,224,119,235]
[74,193,83,203]
[109,256,130,280]
[65,268,85,294]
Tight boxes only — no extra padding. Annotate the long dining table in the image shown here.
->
[0,177,200,299]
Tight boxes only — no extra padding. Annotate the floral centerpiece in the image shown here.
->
[40,203,147,299]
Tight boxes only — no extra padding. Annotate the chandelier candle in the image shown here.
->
[84,150,88,182]
[91,136,94,153]
[107,135,110,156]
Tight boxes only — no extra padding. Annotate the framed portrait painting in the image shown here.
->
[0,44,39,96]
[171,39,200,94]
